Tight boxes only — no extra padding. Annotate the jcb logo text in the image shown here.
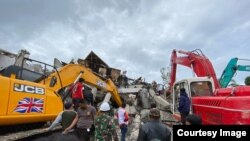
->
[14,84,45,95]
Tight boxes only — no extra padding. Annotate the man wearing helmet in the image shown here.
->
[95,102,118,141]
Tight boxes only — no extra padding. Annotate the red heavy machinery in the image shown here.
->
[168,49,250,125]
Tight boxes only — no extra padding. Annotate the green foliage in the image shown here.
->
[244,76,250,85]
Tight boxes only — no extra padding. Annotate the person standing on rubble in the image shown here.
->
[94,102,119,141]
[178,88,191,125]
[69,78,85,111]
[63,100,96,141]
[137,108,171,141]
[116,102,129,141]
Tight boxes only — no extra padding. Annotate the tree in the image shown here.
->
[245,76,250,85]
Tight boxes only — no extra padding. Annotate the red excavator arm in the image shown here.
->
[168,49,220,93]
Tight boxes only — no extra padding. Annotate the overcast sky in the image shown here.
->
[1,0,250,85]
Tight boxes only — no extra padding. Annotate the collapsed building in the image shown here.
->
[78,51,121,83]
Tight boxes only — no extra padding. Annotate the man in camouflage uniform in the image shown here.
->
[95,102,118,141]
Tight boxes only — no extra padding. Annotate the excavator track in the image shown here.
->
[0,126,61,141]
[0,122,45,135]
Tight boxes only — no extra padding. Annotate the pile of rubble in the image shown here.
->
[115,83,177,140]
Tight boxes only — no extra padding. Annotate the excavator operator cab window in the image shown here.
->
[1,58,60,84]
[0,65,44,82]
[173,82,188,113]
[49,76,57,87]
[190,81,213,97]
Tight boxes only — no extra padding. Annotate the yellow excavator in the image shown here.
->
[0,57,122,126]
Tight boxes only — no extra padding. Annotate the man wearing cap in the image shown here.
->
[45,102,76,131]
[94,102,118,141]
[137,108,171,141]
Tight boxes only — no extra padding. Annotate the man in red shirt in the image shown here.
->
[70,78,84,111]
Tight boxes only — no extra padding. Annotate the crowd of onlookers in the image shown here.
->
[43,78,130,141]
[43,101,174,141]
[40,79,201,141]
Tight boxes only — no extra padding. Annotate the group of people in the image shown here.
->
[46,101,172,141]
[46,100,129,141]
[45,78,201,141]
[45,78,129,141]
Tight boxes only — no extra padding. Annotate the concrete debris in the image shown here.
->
[118,87,142,94]
[126,105,137,116]
[138,88,151,109]
[126,114,141,141]
[123,104,175,141]
[118,83,175,141]
[102,92,112,103]
[148,89,171,111]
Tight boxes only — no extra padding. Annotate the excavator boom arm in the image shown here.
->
[237,65,250,71]
[219,58,250,88]
[40,64,122,106]
[168,49,220,92]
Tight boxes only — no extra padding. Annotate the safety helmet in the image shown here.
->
[100,102,110,111]
[149,108,160,118]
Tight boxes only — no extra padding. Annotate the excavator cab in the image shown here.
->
[171,77,215,121]
[0,65,44,82]
[0,57,64,126]
[0,58,60,84]
[190,81,213,97]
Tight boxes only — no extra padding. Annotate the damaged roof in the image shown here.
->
[85,51,109,68]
